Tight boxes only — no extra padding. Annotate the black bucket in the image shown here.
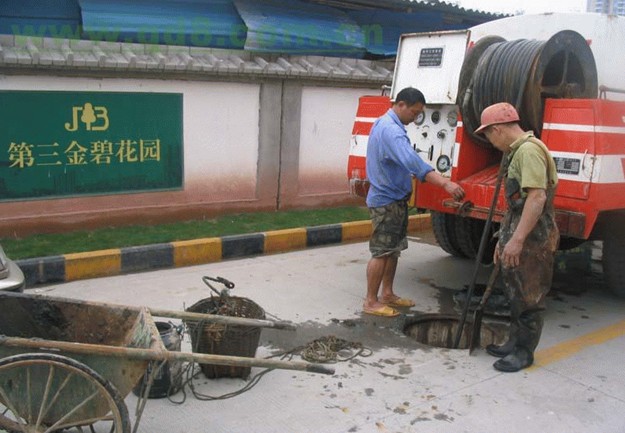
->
[184,296,265,379]
[132,321,183,399]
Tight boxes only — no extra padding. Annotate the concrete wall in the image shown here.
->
[0,73,378,235]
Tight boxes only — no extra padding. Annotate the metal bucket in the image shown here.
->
[132,321,183,399]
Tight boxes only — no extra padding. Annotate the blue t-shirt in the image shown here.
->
[366,109,434,207]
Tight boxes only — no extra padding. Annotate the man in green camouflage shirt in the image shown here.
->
[476,102,559,372]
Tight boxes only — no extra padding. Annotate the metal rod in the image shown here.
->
[453,156,507,349]
[442,200,506,219]
[0,336,335,375]
[599,84,625,97]
[148,308,296,331]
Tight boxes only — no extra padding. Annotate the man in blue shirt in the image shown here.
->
[364,87,465,317]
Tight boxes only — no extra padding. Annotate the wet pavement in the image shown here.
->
[36,236,625,433]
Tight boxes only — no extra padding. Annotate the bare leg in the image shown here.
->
[364,256,388,309]
[380,255,398,300]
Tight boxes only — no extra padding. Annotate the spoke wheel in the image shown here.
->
[0,353,130,433]
[526,29,598,135]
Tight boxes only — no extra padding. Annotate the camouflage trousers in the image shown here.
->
[368,200,409,258]
[499,210,559,309]
[498,215,559,353]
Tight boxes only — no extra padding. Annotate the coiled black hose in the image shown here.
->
[463,39,544,138]
[459,30,598,143]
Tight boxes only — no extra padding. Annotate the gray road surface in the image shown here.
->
[37,237,625,433]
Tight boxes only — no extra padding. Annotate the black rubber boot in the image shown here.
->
[493,347,534,372]
[486,339,515,358]
[493,310,543,372]
[486,321,518,358]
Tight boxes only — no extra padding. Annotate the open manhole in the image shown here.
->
[403,314,508,350]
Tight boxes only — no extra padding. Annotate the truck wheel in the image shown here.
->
[431,211,466,258]
[454,216,497,264]
[602,236,625,298]
[558,236,586,251]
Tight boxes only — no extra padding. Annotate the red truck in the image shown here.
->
[348,13,625,297]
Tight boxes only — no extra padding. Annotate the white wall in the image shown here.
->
[181,81,260,201]
[298,86,371,196]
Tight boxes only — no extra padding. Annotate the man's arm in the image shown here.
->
[498,187,546,268]
[385,129,465,201]
[424,170,465,201]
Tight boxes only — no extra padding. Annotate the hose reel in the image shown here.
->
[458,30,598,146]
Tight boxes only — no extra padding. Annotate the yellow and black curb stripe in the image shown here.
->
[17,214,432,287]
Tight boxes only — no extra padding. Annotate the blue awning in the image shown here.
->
[234,0,366,57]
[79,0,247,49]
[0,0,81,39]
[348,9,467,56]
[0,0,502,58]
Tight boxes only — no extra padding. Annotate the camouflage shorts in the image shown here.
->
[369,200,409,258]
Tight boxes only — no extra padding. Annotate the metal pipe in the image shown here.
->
[599,85,625,98]
[148,308,296,331]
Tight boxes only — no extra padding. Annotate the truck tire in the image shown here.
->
[454,216,497,264]
[602,236,625,298]
[431,211,466,258]
[557,236,586,251]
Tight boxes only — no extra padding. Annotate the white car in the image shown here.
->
[0,245,25,292]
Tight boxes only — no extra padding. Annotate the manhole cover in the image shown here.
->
[403,314,508,349]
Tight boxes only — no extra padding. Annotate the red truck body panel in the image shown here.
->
[348,96,625,240]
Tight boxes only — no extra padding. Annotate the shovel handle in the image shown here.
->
[478,262,501,307]
[469,263,502,355]
[149,308,297,331]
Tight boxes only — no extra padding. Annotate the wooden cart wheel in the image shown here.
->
[0,353,131,433]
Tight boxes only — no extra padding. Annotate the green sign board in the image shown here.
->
[0,91,183,201]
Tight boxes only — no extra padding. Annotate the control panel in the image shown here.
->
[406,104,458,177]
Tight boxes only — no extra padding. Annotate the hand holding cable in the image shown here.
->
[444,180,466,201]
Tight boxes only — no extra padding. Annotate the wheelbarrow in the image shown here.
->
[0,291,334,433]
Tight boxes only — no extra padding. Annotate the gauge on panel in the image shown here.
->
[414,112,426,125]
[447,110,458,127]
[431,110,441,124]
[436,155,451,173]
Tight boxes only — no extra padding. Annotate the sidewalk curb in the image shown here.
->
[17,214,432,287]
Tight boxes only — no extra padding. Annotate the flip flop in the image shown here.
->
[363,305,400,317]
[381,297,415,308]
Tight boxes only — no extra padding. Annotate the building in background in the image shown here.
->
[587,0,625,15]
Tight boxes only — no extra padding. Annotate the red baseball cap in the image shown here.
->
[475,102,520,134]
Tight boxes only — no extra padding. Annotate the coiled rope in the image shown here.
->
[167,335,371,405]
